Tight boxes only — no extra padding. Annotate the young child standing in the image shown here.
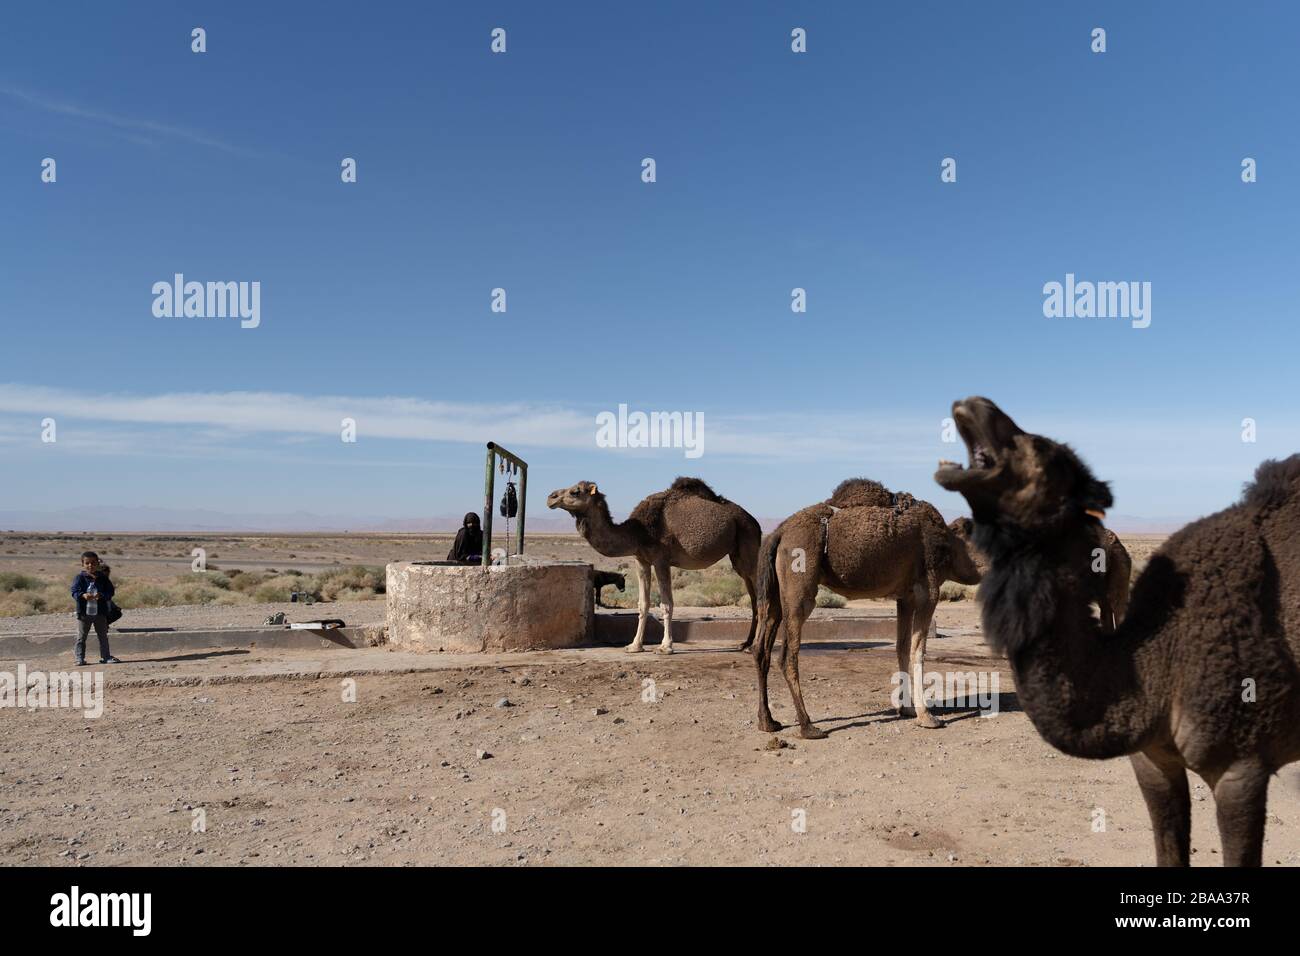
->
[71,551,120,666]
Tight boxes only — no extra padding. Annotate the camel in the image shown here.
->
[546,477,761,654]
[949,515,1132,631]
[753,479,983,737]
[935,396,1300,866]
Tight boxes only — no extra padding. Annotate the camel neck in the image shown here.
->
[577,499,641,557]
[983,535,1166,759]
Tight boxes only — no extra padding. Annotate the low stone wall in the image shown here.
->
[0,624,385,662]
[386,559,594,652]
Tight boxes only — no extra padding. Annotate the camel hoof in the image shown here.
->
[897,705,916,719]
[624,643,644,653]
[800,724,829,740]
[758,715,783,733]
[657,643,674,655]
[735,641,753,653]
[915,713,944,730]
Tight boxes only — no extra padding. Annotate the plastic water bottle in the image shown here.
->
[85,583,99,618]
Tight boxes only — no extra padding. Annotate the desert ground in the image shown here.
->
[3,531,1298,867]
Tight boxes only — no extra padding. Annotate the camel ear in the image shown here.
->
[587,482,598,496]
[1081,478,1113,514]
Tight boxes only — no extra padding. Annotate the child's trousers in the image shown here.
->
[76,613,111,663]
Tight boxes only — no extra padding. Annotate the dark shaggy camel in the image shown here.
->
[547,477,761,654]
[948,517,1131,631]
[935,396,1300,866]
[753,479,982,737]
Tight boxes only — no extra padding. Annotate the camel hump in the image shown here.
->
[1243,454,1300,513]
[827,478,912,511]
[669,476,726,503]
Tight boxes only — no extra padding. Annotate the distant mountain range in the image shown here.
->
[0,506,1194,536]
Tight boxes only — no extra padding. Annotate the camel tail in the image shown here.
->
[755,528,783,626]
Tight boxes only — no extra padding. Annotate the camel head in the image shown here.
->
[945,517,986,584]
[934,397,1112,534]
[546,481,603,515]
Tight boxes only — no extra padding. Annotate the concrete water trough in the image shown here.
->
[386,558,595,653]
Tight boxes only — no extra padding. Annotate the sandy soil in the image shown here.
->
[2,611,1297,867]
[0,600,388,639]
[6,528,1295,868]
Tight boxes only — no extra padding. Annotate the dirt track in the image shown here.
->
[3,621,1298,866]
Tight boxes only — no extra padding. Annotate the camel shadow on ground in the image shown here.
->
[800,640,892,652]
[118,649,252,665]
[819,691,1022,735]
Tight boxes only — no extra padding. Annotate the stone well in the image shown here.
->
[386,559,595,652]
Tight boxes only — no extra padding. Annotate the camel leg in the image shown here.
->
[909,598,942,729]
[895,597,916,718]
[1212,761,1269,867]
[753,604,782,732]
[1130,750,1191,867]
[732,541,760,652]
[733,535,759,655]
[626,559,651,653]
[779,604,826,740]
[654,559,675,654]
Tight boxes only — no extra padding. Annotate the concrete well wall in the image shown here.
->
[386,559,594,652]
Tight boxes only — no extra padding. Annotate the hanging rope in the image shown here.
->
[498,458,518,561]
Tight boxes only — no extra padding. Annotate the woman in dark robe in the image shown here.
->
[447,512,483,564]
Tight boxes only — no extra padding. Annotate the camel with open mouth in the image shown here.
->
[935,395,1300,866]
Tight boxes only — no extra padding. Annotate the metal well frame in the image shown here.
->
[481,442,527,567]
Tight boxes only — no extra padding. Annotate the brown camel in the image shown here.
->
[546,477,761,654]
[935,396,1300,866]
[753,479,983,737]
[949,516,1131,631]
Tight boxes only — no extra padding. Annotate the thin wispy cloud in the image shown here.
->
[1,384,1294,478]
[0,383,934,463]
[0,86,258,156]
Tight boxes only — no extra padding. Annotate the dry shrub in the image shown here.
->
[940,581,979,602]
[815,587,846,608]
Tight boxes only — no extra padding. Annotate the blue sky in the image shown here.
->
[2,1,1298,527]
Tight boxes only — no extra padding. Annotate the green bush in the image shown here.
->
[227,571,268,593]
[0,563,392,617]
[252,575,309,603]
[115,583,174,608]
[317,566,384,601]
[0,571,46,592]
